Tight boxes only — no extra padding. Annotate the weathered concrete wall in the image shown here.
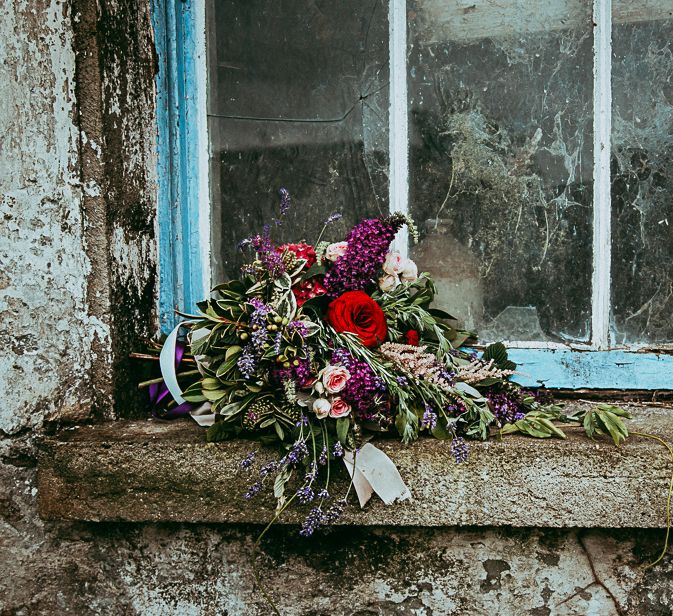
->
[0,0,105,435]
[3,445,673,615]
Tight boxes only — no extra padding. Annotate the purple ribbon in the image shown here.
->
[149,341,197,418]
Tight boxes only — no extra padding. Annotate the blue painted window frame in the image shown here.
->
[150,0,673,390]
[152,0,207,331]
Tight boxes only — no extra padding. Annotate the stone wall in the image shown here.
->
[0,1,672,615]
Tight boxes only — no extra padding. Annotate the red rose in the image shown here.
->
[278,242,317,269]
[327,291,388,348]
[405,330,420,346]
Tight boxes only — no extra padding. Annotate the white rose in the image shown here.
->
[378,273,400,292]
[312,398,331,419]
[384,250,410,276]
[400,259,418,282]
[324,241,348,262]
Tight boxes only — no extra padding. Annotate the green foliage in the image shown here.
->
[582,404,632,446]
[482,342,516,371]
[500,409,568,439]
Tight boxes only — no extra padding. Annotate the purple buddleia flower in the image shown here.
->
[450,437,469,464]
[421,405,438,430]
[295,415,309,428]
[272,356,312,387]
[487,391,526,425]
[396,376,409,386]
[318,446,328,466]
[273,331,282,354]
[239,451,257,471]
[332,441,344,458]
[317,488,330,500]
[330,350,388,422]
[323,214,408,296]
[237,345,257,379]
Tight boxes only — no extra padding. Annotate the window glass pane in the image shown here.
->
[408,0,594,343]
[207,0,389,282]
[611,4,673,345]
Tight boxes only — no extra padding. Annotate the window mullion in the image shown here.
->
[388,0,409,259]
[591,0,613,350]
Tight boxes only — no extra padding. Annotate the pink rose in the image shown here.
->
[324,241,348,262]
[313,398,331,419]
[321,364,351,394]
[329,397,351,418]
[383,251,406,276]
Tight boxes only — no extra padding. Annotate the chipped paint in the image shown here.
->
[0,0,106,434]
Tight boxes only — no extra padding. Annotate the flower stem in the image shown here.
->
[631,431,673,569]
[251,492,298,615]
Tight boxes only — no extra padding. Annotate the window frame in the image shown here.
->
[152,0,673,389]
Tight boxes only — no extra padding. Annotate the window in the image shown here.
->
[153,0,673,389]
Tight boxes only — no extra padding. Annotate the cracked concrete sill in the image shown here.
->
[37,403,673,527]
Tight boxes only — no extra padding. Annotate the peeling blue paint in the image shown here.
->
[152,0,205,331]
[509,349,673,390]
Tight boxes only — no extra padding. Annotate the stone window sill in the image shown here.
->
[37,403,672,527]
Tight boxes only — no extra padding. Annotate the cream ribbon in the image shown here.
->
[159,321,216,427]
[343,443,412,508]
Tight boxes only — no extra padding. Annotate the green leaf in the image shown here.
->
[225,345,242,360]
[300,263,327,281]
[274,421,285,441]
[206,421,239,442]
[336,417,350,444]
[273,467,291,499]
[428,307,457,321]
[482,341,517,371]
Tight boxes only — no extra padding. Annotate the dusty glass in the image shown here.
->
[207,0,390,282]
[611,3,673,345]
[407,0,594,343]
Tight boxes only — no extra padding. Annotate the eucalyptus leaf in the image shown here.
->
[336,417,350,444]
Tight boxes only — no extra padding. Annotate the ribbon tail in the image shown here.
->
[159,321,195,406]
[343,452,375,508]
[189,402,215,427]
[343,443,411,507]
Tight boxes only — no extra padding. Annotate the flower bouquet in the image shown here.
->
[145,189,633,536]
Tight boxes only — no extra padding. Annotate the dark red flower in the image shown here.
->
[405,330,420,346]
[326,291,388,348]
[292,277,327,306]
[278,242,317,269]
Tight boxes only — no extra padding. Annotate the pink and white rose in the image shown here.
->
[320,364,351,394]
[312,398,331,419]
[324,241,349,262]
[329,397,351,418]
[378,273,400,292]
[383,250,406,275]
[400,259,418,282]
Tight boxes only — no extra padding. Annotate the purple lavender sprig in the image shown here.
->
[450,436,469,464]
